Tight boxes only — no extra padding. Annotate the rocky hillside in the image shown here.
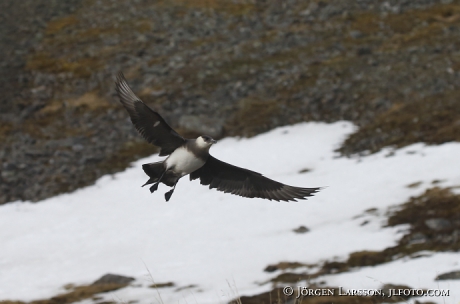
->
[1,0,460,205]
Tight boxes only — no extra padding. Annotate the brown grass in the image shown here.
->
[263,187,460,288]
[233,285,422,304]
[45,15,79,35]
[160,0,256,15]
[26,52,104,79]
[0,283,127,304]
[225,98,281,137]
[339,93,460,155]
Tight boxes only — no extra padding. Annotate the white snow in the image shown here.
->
[1,121,460,304]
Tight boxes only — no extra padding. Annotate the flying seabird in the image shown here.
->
[115,72,321,202]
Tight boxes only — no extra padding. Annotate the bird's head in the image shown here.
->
[196,135,217,149]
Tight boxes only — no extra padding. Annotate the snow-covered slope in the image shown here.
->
[1,122,459,303]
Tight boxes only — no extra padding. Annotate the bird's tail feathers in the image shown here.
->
[142,162,165,186]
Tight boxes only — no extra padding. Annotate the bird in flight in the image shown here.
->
[115,72,321,202]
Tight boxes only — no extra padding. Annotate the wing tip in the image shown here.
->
[114,71,142,106]
[281,185,323,202]
[115,71,126,84]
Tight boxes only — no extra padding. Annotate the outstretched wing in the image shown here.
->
[115,72,185,156]
[190,156,321,202]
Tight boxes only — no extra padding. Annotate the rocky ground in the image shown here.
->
[235,185,460,304]
[1,0,460,205]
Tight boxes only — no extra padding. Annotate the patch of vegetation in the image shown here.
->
[407,181,422,188]
[388,187,460,251]
[26,52,105,79]
[20,109,79,140]
[264,187,460,285]
[0,122,13,140]
[345,3,460,48]
[225,98,281,137]
[100,139,156,169]
[232,285,425,304]
[77,140,156,190]
[246,187,460,303]
[268,272,311,284]
[384,3,460,47]
[264,261,311,273]
[28,138,156,200]
[161,0,256,16]
[229,287,291,304]
[1,283,128,304]
[45,15,79,36]
[339,94,460,155]
[19,93,113,140]
[149,281,175,288]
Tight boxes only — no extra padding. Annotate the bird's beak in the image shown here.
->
[212,139,218,144]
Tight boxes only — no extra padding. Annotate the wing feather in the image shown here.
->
[115,72,185,156]
[190,156,321,202]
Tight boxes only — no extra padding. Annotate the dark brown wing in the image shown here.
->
[115,72,185,156]
[190,156,321,202]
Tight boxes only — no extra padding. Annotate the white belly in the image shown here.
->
[165,147,205,176]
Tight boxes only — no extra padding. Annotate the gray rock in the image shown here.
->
[72,144,84,152]
[425,218,452,231]
[349,30,364,39]
[178,115,224,139]
[92,273,135,285]
[407,232,427,245]
[293,226,310,234]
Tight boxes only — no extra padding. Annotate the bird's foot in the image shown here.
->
[149,183,159,193]
[164,189,174,202]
